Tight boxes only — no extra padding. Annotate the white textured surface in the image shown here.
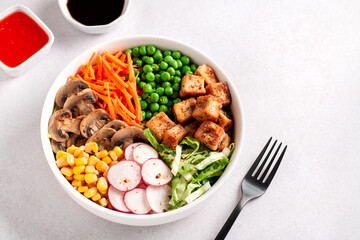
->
[0,0,359,239]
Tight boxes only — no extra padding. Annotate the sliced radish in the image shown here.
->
[132,144,158,165]
[107,160,141,192]
[123,188,151,214]
[141,158,173,186]
[124,142,143,161]
[146,185,172,213]
[137,180,148,189]
[108,186,130,213]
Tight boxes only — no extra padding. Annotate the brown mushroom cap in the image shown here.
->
[86,128,116,151]
[79,109,112,138]
[51,139,66,153]
[63,89,98,117]
[55,79,90,108]
[48,109,84,142]
[67,134,87,148]
[103,120,129,131]
[111,126,148,150]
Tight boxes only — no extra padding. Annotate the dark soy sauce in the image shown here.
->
[67,0,125,26]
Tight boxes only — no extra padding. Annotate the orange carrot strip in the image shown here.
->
[114,50,122,58]
[104,51,128,69]
[115,95,136,119]
[102,58,127,88]
[105,82,116,120]
[126,52,136,83]
[119,54,126,62]
[96,55,103,80]
[126,81,141,121]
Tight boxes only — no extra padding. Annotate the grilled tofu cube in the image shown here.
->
[192,95,222,122]
[195,64,218,85]
[179,74,206,98]
[205,82,231,106]
[172,98,196,125]
[146,112,176,141]
[162,124,188,149]
[217,110,233,132]
[184,121,201,138]
[194,121,225,151]
[218,133,230,151]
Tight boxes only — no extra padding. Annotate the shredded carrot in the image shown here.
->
[114,50,122,58]
[104,51,127,69]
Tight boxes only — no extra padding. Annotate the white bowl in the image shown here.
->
[40,36,245,226]
[58,0,131,34]
[0,4,54,77]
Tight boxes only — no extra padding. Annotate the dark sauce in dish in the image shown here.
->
[67,0,125,26]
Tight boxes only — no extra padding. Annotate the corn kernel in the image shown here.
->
[97,177,108,191]
[85,173,98,185]
[96,150,108,159]
[56,150,68,160]
[102,156,112,165]
[108,151,118,161]
[91,193,101,201]
[67,154,75,167]
[79,151,89,159]
[73,174,85,181]
[85,165,97,174]
[84,187,97,198]
[99,197,108,207]
[95,161,109,172]
[74,146,85,158]
[75,157,88,166]
[60,167,73,177]
[98,189,107,196]
[85,142,99,154]
[56,156,69,168]
[66,145,77,154]
[109,160,118,167]
[73,165,85,175]
[113,146,123,158]
[65,175,74,181]
[78,186,89,193]
[103,170,108,178]
[72,179,84,187]
[88,156,100,166]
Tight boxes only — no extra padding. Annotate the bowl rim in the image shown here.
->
[0,4,54,71]
[41,35,245,225]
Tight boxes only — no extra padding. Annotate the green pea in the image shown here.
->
[181,66,191,75]
[141,92,148,99]
[152,112,159,117]
[156,87,165,96]
[161,72,171,81]
[134,70,140,76]
[170,60,178,69]
[167,100,173,107]
[160,61,168,70]
[146,97,153,105]
[174,76,181,84]
[165,87,173,96]
[143,83,153,93]
[153,51,163,63]
[190,64,197,72]
[125,48,132,55]
[142,111,146,120]
[138,81,147,89]
[143,64,153,73]
[172,92,179,99]
[140,101,148,110]
[159,96,168,105]
[173,83,180,91]
[139,46,147,55]
[151,64,160,72]
[146,72,155,82]
[147,45,156,55]
[159,105,169,113]
[150,102,160,112]
[150,93,160,103]
[134,59,143,67]
[136,77,141,84]
[176,60,183,68]
[140,72,147,80]
[172,51,181,59]
[167,67,176,76]
[180,56,190,65]
[146,111,153,119]
[186,71,194,75]
[142,55,149,63]
[163,50,172,56]
[164,55,173,63]
[141,123,146,127]
[145,57,154,65]
[149,82,156,88]
[173,98,181,104]
[162,82,171,88]
[132,47,140,57]
[154,74,161,83]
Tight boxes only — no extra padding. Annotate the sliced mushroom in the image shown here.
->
[48,109,85,142]
[51,139,66,153]
[86,128,117,151]
[80,109,112,138]
[63,88,98,117]
[67,134,87,148]
[103,120,129,131]
[55,79,89,108]
[111,126,148,150]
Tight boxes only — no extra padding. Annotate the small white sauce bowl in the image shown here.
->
[58,0,131,34]
[41,36,245,226]
[0,4,54,77]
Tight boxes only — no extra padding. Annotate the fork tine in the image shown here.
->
[245,137,272,179]
[253,140,277,179]
[259,142,282,182]
[263,145,287,186]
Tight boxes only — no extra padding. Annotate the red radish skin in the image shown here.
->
[132,144,158,165]
[107,160,141,192]
[124,142,142,161]
[123,188,151,214]
[141,158,173,186]
[108,186,131,213]
[146,185,172,213]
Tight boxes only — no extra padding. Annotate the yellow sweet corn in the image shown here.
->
[74,146,85,158]
[108,151,118,161]
[95,161,109,172]
[98,189,107,196]
[75,157,88,166]
[79,151,89,159]
[102,156,112,165]
[73,165,85,175]
[109,160,118,167]
[84,187,97,198]
[65,175,74,181]
[103,170,108,178]
[85,142,99,154]
[91,193,101,201]
[85,165,97,174]
[77,186,89,193]
[56,150,68,160]
[60,167,73,177]
[88,156,100,166]
[56,156,68,168]
[85,173,98,185]
[97,177,108,192]
[66,154,75,167]
[66,145,77,154]
[96,150,108,159]
[99,198,108,207]
[73,174,85,181]
[72,179,84,187]
[113,146,123,158]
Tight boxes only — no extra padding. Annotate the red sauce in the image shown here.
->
[0,11,49,68]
